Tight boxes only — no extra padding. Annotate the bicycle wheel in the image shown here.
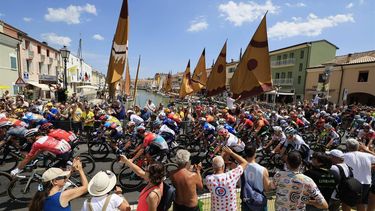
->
[0,172,11,196]
[8,175,40,203]
[164,163,178,185]
[88,142,110,160]
[200,167,214,193]
[110,158,126,175]
[118,166,145,192]
[0,148,19,172]
[79,154,96,175]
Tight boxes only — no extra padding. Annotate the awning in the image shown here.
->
[76,85,99,90]
[265,90,295,96]
[27,81,50,91]
[0,85,10,90]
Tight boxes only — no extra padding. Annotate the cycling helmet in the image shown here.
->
[272,126,283,132]
[14,108,23,113]
[216,125,225,132]
[363,123,371,129]
[0,121,12,128]
[284,127,296,136]
[218,118,226,125]
[126,110,134,114]
[167,113,174,119]
[199,117,206,123]
[103,122,112,128]
[218,128,228,136]
[279,119,287,125]
[110,122,117,129]
[97,110,106,116]
[271,110,276,115]
[297,114,303,119]
[99,115,109,121]
[127,121,136,127]
[23,112,33,120]
[152,119,162,127]
[324,123,333,130]
[40,122,53,131]
[24,128,39,138]
[354,115,361,120]
[136,125,146,133]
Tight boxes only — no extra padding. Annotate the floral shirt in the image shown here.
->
[273,171,325,211]
[205,166,243,211]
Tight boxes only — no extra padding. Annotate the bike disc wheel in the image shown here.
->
[8,176,39,203]
[88,142,110,160]
[118,166,145,192]
[0,149,19,172]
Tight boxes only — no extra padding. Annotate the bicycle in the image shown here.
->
[0,171,12,196]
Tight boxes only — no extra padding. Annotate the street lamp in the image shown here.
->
[60,46,70,90]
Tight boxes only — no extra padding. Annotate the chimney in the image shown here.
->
[346,53,352,63]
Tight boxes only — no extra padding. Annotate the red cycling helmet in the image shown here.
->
[40,122,53,131]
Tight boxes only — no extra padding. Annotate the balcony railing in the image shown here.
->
[40,55,45,62]
[273,78,294,85]
[26,50,34,60]
[271,58,296,67]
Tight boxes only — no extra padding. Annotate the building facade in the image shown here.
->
[305,51,375,106]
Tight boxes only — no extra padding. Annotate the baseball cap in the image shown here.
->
[327,149,344,159]
[42,167,70,182]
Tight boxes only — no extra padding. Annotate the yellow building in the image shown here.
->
[305,50,375,106]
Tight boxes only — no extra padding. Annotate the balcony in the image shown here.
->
[273,78,294,86]
[26,50,34,60]
[49,58,53,64]
[40,55,45,62]
[271,58,295,68]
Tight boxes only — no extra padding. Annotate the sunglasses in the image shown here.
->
[55,176,68,180]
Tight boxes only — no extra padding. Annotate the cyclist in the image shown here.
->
[39,123,78,144]
[11,129,72,176]
[127,110,144,126]
[322,123,340,149]
[217,127,245,155]
[266,126,286,153]
[0,120,29,150]
[195,117,216,148]
[280,127,310,163]
[131,131,169,162]
[253,112,270,147]
[103,121,124,154]
[22,112,48,128]
[218,118,237,135]
[358,123,375,148]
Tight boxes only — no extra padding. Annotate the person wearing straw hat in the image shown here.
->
[81,170,130,211]
[29,158,88,211]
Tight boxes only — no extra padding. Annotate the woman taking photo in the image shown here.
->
[119,155,164,211]
[29,158,88,211]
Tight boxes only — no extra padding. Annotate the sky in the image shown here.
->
[1,0,374,79]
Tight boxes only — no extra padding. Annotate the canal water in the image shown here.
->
[126,89,172,107]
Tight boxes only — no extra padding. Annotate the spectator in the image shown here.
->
[71,92,79,103]
[272,151,328,210]
[82,105,95,136]
[71,103,83,135]
[170,150,203,211]
[112,101,126,123]
[141,107,152,121]
[81,170,130,211]
[44,102,59,124]
[343,138,375,211]
[119,155,164,211]
[145,99,156,113]
[29,158,88,211]
[304,152,338,211]
[241,144,272,211]
[327,149,351,211]
[205,146,247,211]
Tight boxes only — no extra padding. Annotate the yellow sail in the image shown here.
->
[191,49,207,93]
[124,58,131,96]
[206,41,227,97]
[179,60,194,98]
[230,13,272,100]
[107,0,129,98]
[164,72,172,93]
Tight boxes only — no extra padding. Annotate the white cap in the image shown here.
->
[327,149,344,159]
[42,168,70,182]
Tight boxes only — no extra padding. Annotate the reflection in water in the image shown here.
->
[125,90,172,108]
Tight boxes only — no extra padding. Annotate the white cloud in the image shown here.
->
[285,2,306,7]
[92,34,104,40]
[44,3,97,24]
[0,13,4,17]
[269,13,354,39]
[218,0,279,26]
[23,17,32,22]
[187,17,208,32]
[41,33,72,46]
[346,2,354,8]
[359,0,364,5]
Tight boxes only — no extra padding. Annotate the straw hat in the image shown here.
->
[88,171,117,196]
[42,168,70,182]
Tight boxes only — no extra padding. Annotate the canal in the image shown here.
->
[126,89,172,107]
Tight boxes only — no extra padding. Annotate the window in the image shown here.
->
[358,71,369,82]
[10,56,17,70]
[281,72,286,78]
[39,62,42,74]
[300,50,304,59]
[277,55,281,61]
[289,52,294,58]
[287,72,292,78]
[13,85,19,95]
[298,76,302,84]
[229,67,235,73]
[318,74,325,83]
[283,54,288,60]
[47,64,51,75]
[26,60,31,72]
[25,40,30,49]
[299,63,303,72]
[275,73,280,79]
[37,46,41,54]
[47,50,50,57]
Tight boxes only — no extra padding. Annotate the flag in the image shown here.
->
[191,49,207,93]
[179,60,194,98]
[164,72,172,93]
[124,58,131,96]
[107,0,129,84]
[206,41,227,97]
[230,13,272,100]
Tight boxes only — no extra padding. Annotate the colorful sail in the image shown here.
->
[230,13,272,100]
[179,60,194,98]
[164,72,172,93]
[191,49,207,93]
[107,0,129,85]
[206,41,227,97]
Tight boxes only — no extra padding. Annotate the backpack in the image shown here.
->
[336,165,362,207]
[241,167,267,210]
[157,181,176,211]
